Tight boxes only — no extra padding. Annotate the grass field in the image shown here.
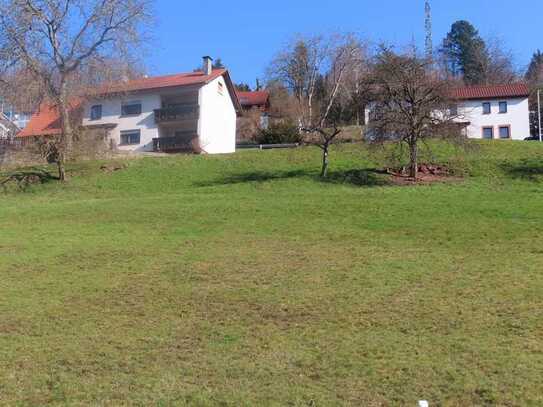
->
[1,141,543,405]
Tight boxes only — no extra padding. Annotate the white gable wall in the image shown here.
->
[458,97,530,140]
[197,76,236,154]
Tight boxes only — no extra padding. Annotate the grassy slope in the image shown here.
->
[1,141,543,405]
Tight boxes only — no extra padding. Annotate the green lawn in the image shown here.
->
[1,141,543,405]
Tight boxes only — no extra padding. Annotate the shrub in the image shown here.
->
[256,121,302,144]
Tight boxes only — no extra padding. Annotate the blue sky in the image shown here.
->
[149,0,540,87]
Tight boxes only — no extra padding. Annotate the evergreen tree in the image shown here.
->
[212,58,225,69]
[235,83,251,92]
[440,20,489,85]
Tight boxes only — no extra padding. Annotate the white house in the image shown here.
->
[19,57,241,154]
[365,83,531,141]
[450,83,530,140]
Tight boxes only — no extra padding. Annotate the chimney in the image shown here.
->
[202,56,213,75]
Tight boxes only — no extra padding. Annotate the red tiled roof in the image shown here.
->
[451,83,530,100]
[18,100,82,138]
[236,91,270,107]
[95,69,226,95]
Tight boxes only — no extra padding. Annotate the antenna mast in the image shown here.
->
[425,0,433,62]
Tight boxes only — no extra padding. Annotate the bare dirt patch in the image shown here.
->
[386,163,463,185]
[100,162,127,173]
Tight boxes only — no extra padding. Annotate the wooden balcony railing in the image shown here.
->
[152,135,197,152]
[154,105,199,124]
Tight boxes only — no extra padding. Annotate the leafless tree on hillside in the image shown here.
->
[478,37,519,85]
[269,34,368,177]
[0,0,152,180]
[368,48,463,179]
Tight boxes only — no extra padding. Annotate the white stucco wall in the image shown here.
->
[458,97,530,140]
[197,76,237,154]
[82,77,237,154]
[82,93,162,152]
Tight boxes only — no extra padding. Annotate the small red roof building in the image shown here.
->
[236,91,270,111]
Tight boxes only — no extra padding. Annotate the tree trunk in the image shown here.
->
[58,101,73,156]
[57,81,73,182]
[409,139,418,179]
[57,153,66,181]
[321,144,329,178]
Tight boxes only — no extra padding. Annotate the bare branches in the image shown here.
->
[0,0,151,93]
[0,0,151,180]
[268,33,369,177]
[368,48,463,179]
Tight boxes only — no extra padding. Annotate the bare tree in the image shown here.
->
[0,69,45,114]
[269,34,367,177]
[0,0,152,180]
[478,37,518,85]
[368,48,462,179]
[268,35,325,127]
[335,42,372,126]
[265,80,296,122]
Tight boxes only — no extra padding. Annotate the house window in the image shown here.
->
[499,125,511,139]
[218,82,224,95]
[120,130,141,145]
[482,102,491,115]
[90,105,102,120]
[449,104,458,116]
[499,101,508,114]
[482,126,494,139]
[121,101,142,116]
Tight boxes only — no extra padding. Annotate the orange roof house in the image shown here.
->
[18,57,241,154]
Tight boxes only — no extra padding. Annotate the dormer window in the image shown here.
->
[482,102,491,115]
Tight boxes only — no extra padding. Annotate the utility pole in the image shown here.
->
[538,88,542,142]
[425,0,433,63]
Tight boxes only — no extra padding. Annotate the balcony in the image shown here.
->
[152,135,197,153]
[154,104,199,124]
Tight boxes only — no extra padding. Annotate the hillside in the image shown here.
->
[1,141,543,405]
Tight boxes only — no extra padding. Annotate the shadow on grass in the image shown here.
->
[323,169,389,187]
[500,159,543,181]
[194,168,389,188]
[0,167,58,192]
